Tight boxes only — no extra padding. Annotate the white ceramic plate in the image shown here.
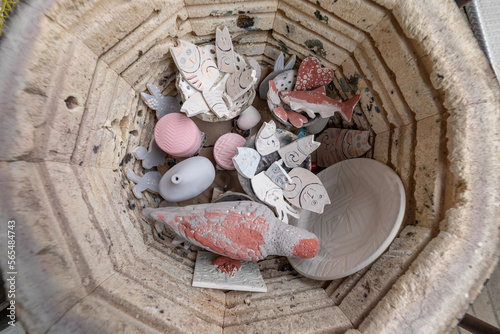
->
[288,158,405,280]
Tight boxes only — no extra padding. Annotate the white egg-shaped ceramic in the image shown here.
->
[159,156,215,202]
[237,106,261,130]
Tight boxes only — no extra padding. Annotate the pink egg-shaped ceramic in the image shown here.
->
[214,133,247,170]
[154,113,203,157]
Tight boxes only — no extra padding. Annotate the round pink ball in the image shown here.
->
[214,133,247,170]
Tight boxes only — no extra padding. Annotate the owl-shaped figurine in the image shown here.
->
[170,40,220,91]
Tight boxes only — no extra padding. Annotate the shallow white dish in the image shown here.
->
[288,158,405,280]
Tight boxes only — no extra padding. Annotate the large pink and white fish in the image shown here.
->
[143,201,319,261]
[280,88,360,122]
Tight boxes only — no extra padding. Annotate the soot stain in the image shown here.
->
[93,145,99,154]
[237,15,255,29]
[339,78,350,93]
[313,10,329,24]
[346,73,361,92]
[304,39,326,58]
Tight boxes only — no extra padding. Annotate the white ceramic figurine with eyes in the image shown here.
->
[283,167,330,214]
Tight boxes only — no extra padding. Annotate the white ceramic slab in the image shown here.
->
[203,89,232,118]
[288,158,406,280]
[278,135,320,168]
[255,121,280,156]
[181,91,211,117]
[265,159,293,189]
[226,68,257,101]
[192,251,267,292]
[232,147,261,179]
[282,167,330,214]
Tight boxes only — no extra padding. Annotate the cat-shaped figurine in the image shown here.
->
[278,135,320,168]
[170,40,220,91]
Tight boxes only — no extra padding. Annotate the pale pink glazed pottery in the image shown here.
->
[214,133,247,170]
[154,113,203,157]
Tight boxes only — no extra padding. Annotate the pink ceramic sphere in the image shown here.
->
[214,133,247,170]
[154,113,203,157]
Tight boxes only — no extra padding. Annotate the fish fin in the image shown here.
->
[286,110,308,128]
[273,106,288,122]
[339,95,360,122]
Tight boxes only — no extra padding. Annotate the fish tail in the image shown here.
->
[340,95,361,122]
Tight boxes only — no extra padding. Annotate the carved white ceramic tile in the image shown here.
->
[170,40,219,91]
[140,84,181,119]
[216,26,237,73]
[126,169,162,199]
[133,138,167,169]
[192,251,267,292]
[278,135,320,168]
[232,147,261,179]
[255,121,280,156]
[181,91,211,117]
[202,89,232,118]
[265,159,293,189]
[283,167,330,214]
[226,68,257,101]
[251,172,299,224]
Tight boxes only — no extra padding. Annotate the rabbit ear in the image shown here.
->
[284,54,296,70]
[141,92,158,110]
[274,52,284,71]
[147,83,163,98]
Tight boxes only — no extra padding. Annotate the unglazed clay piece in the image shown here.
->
[288,159,405,280]
[143,201,318,260]
[216,26,237,73]
[140,84,181,119]
[126,169,162,199]
[236,106,261,131]
[251,172,300,224]
[192,251,267,292]
[294,57,334,91]
[267,80,281,106]
[214,133,247,170]
[226,68,257,100]
[259,53,296,99]
[246,57,262,88]
[316,128,372,167]
[181,91,211,117]
[255,121,280,156]
[265,159,293,189]
[286,110,309,128]
[278,135,320,168]
[272,69,297,93]
[232,147,261,179]
[133,138,167,169]
[158,156,215,202]
[154,113,203,157]
[280,90,360,122]
[170,40,219,91]
[202,90,232,118]
[283,167,330,214]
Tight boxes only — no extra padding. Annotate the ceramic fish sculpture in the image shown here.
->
[170,40,219,91]
[272,106,309,128]
[280,88,361,122]
[143,201,320,261]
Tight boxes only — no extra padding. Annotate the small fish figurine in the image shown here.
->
[215,26,237,73]
[272,106,309,128]
[180,91,211,117]
[133,139,167,169]
[278,135,320,168]
[283,167,330,214]
[202,90,232,118]
[140,83,181,119]
[126,169,162,199]
[255,121,280,156]
[280,89,361,122]
[143,201,319,261]
[170,40,219,91]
